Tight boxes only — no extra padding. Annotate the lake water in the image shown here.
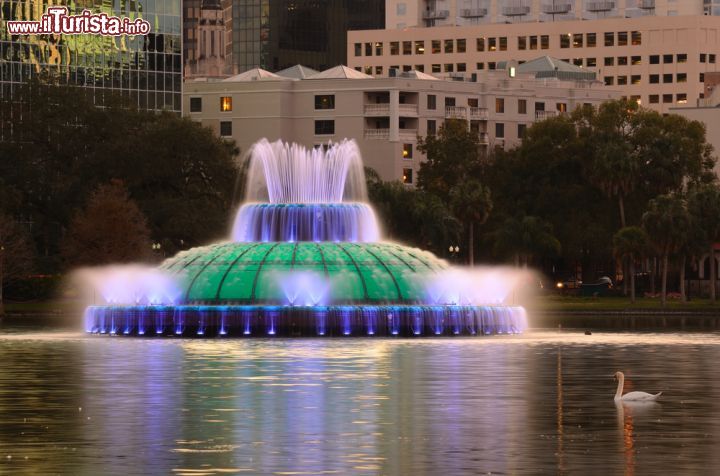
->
[0,322,718,475]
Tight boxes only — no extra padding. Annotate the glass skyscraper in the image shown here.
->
[225,0,385,73]
[0,0,182,112]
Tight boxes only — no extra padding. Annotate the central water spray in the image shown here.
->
[84,138,529,337]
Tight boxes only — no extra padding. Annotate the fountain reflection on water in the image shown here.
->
[83,138,531,337]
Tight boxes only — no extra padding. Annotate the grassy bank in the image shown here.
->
[1,300,78,315]
[536,294,720,312]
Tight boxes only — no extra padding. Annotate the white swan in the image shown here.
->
[614,371,662,402]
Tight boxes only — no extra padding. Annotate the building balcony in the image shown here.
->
[586,1,615,12]
[638,0,655,9]
[399,129,419,141]
[399,104,419,116]
[460,8,488,18]
[445,106,467,119]
[364,104,390,116]
[469,107,489,120]
[364,128,390,140]
[422,10,449,20]
[535,110,557,121]
[541,2,572,14]
[501,5,531,16]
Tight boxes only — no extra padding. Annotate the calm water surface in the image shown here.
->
[0,323,718,475]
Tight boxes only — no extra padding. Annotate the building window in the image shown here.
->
[529,36,538,50]
[445,97,456,107]
[427,94,436,110]
[314,120,334,135]
[677,53,687,63]
[365,43,373,56]
[587,33,596,47]
[560,34,570,48]
[700,73,705,82]
[617,76,628,86]
[403,41,412,55]
[495,123,504,139]
[415,64,424,72]
[663,74,673,83]
[375,66,383,75]
[663,54,673,64]
[427,120,436,135]
[457,39,466,53]
[587,58,597,67]
[403,65,412,72]
[189,97,202,112]
[711,54,717,64]
[432,64,441,73]
[604,76,614,86]
[220,96,232,112]
[499,37,507,51]
[488,62,496,70]
[476,62,484,70]
[220,121,232,137]
[663,94,673,104]
[541,35,549,49]
[496,98,505,113]
[574,58,583,67]
[444,63,454,72]
[630,95,641,105]
[604,57,614,66]
[354,43,362,56]
[518,124,527,138]
[402,168,413,184]
[649,95,659,104]
[573,33,583,48]
[604,32,614,47]
[432,40,441,54]
[700,53,707,63]
[618,56,628,66]
[403,143,413,159]
[618,31,628,46]
[415,41,425,54]
[557,103,567,113]
[457,63,466,72]
[518,99,527,114]
[315,95,335,110]
[676,93,687,104]
[365,66,373,75]
[677,73,687,83]
[650,55,660,64]
[390,42,399,55]
[631,75,641,85]
[631,31,641,46]
[631,56,641,65]
[444,39,453,53]
[649,74,659,84]
[518,36,527,50]
[489,38,497,51]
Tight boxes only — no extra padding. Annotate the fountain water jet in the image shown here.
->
[84,139,529,337]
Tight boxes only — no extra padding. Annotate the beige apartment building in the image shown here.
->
[184,60,618,183]
[349,10,720,113]
[386,0,716,29]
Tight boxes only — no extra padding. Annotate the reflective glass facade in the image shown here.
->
[0,0,182,112]
[226,0,384,73]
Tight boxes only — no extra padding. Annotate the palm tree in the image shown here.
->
[493,216,561,267]
[642,194,690,306]
[612,226,649,303]
[450,180,492,266]
[687,184,720,302]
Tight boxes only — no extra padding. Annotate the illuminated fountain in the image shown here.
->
[84,138,528,337]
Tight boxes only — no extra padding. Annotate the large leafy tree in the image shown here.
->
[687,184,720,302]
[642,194,690,306]
[0,213,35,313]
[492,216,561,267]
[0,81,239,271]
[612,226,649,303]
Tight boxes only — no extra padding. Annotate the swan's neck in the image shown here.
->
[614,375,624,400]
